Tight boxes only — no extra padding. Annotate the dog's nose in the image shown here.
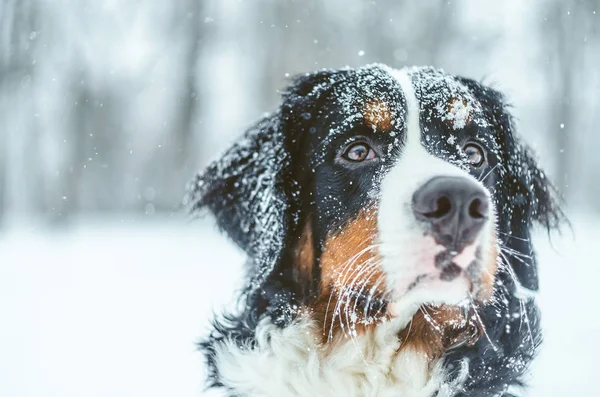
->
[412,176,489,249]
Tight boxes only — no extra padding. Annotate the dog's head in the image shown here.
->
[188,65,560,349]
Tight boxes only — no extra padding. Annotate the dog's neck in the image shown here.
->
[211,314,470,397]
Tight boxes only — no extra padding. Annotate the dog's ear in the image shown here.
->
[186,114,292,285]
[187,70,342,288]
[281,69,348,123]
[505,141,563,231]
[458,77,563,231]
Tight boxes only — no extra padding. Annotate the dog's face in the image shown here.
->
[302,67,499,319]
[189,65,559,346]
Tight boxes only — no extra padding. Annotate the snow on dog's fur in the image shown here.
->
[187,64,562,397]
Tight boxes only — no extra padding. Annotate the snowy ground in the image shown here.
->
[0,214,597,397]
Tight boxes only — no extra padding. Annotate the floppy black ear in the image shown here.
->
[457,77,563,231]
[506,142,563,231]
[186,114,293,286]
[496,105,563,232]
[186,70,343,288]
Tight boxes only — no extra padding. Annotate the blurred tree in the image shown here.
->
[144,0,205,212]
[0,0,598,222]
[542,0,599,202]
[172,0,202,171]
[361,0,459,67]
[0,0,44,220]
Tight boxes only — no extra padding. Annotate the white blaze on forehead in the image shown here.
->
[388,68,423,150]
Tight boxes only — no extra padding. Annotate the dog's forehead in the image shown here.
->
[318,65,487,138]
[407,67,489,130]
[311,65,489,164]
[323,65,407,135]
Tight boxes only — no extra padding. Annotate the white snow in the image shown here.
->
[0,217,245,397]
[444,99,471,130]
[0,214,597,397]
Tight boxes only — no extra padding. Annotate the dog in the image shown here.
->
[187,64,562,397]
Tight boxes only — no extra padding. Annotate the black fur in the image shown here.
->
[188,64,563,397]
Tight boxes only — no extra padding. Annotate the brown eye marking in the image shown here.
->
[364,100,393,132]
[463,143,485,167]
[343,142,377,162]
[445,97,472,129]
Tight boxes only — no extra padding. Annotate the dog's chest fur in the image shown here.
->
[212,317,468,397]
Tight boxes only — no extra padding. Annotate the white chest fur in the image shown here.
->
[212,318,468,397]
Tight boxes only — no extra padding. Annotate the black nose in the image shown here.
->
[412,176,489,249]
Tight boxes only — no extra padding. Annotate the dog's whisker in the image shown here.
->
[496,230,531,243]
[495,250,538,347]
[364,274,387,321]
[326,243,383,341]
[362,274,384,320]
[341,260,380,337]
[333,244,380,289]
[467,293,499,352]
[478,163,499,184]
[501,246,533,260]
[350,264,382,326]
[326,250,375,337]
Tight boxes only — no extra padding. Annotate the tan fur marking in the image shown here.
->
[478,229,499,301]
[295,220,314,278]
[310,208,388,341]
[364,100,393,131]
[445,97,472,127]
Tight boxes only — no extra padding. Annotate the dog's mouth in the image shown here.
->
[337,243,489,320]
[342,286,487,354]
[321,226,497,345]
[435,243,480,280]
[385,233,498,319]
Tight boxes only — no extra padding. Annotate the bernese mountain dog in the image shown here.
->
[186,64,562,397]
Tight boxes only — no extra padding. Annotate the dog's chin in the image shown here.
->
[386,275,472,320]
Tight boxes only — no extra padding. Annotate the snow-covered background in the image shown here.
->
[0,217,598,397]
[1,0,599,396]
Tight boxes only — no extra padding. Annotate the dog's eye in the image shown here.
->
[463,143,485,167]
[343,142,376,162]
